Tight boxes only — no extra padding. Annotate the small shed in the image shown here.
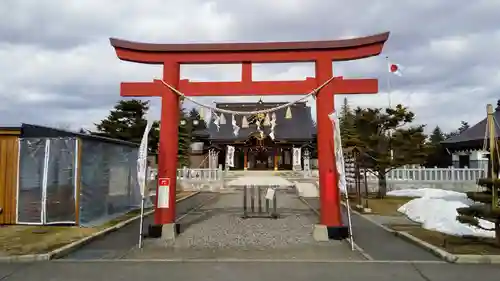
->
[0,127,21,224]
[441,102,500,168]
[0,123,146,226]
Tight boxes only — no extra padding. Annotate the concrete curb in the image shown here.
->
[0,192,200,263]
[297,196,374,261]
[340,201,500,264]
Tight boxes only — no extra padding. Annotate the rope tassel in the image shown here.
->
[241,115,249,128]
[285,106,292,119]
[219,113,226,124]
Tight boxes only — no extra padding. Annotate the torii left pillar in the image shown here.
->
[110,32,389,241]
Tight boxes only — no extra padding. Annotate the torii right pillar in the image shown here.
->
[313,44,389,240]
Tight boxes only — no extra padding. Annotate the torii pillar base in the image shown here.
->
[313,224,349,241]
[147,223,179,241]
[161,223,178,241]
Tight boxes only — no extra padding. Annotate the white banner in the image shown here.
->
[137,119,153,197]
[226,145,235,167]
[292,147,301,166]
[328,111,347,194]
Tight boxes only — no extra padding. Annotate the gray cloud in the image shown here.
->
[1,0,499,135]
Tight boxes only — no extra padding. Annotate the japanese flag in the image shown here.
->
[388,60,402,76]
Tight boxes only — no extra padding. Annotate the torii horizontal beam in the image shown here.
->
[120,77,378,97]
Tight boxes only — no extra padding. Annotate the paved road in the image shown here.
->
[302,197,440,261]
[1,261,500,281]
[61,192,216,260]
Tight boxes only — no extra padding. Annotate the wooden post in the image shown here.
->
[487,104,498,209]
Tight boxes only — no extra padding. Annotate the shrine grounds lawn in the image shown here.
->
[345,194,500,255]
[346,194,415,216]
[0,191,195,256]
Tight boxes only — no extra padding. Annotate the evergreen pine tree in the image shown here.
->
[177,108,191,167]
[424,126,450,167]
[352,104,428,197]
[94,99,160,153]
[338,97,359,148]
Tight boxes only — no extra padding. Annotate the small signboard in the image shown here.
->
[157,177,170,208]
[265,187,275,200]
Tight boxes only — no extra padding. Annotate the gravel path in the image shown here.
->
[170,191,316,249]
[127,188,363,260]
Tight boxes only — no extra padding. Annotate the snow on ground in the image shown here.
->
[387,188,495,238]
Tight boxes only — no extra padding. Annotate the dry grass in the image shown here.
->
[0,191,198,256]
[0,226,97,255]
[390,224,500,255]
[348,195,415,216]
[176,191,196,200]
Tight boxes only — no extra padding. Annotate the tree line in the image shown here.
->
[338,97,469,197]
[83,99,206,168]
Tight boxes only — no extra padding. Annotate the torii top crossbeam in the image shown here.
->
[110,32,389,97]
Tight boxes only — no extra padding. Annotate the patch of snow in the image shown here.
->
[388,188,495,238]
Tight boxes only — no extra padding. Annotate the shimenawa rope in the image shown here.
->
[155,76,336,115]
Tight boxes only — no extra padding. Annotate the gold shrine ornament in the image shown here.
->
[248,112,265,124]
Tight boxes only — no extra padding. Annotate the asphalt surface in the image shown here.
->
[61,192,216,260]
[302,197,440,261]
[2,191,500,280]
[2,261,500,281]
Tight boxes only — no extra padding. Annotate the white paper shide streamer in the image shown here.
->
[292,147,301,166]
[213,112,220,131]
[232,114,240,136]
[269,112,277,140]
[137,118,153,249]
[255,119,264,139]
[226,145,235,167]
[328,112,347,194]
[137,119,153,197]
[329,110,354,251]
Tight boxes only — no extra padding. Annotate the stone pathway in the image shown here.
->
[125,189,362,260]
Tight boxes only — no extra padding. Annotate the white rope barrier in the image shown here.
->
[155,76,336,116]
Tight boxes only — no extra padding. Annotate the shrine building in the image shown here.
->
[190,99,316,170]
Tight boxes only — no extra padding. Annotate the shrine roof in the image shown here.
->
[202,101,315,142]
[110,32,389,53]
[13,123,139,147]
[442,101,500,151]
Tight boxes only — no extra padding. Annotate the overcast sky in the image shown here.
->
[1,0,499,134]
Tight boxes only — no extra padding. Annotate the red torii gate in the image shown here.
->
[110,32,389,240]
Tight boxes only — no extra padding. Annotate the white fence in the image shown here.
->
[176,167,224,191]
[176,167,224,181]
[311,166,486,183]
[364,167,486,182]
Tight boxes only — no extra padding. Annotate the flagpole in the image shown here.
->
[385,56,392,108]
[385,56,394,161]
[138,191,145,248]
